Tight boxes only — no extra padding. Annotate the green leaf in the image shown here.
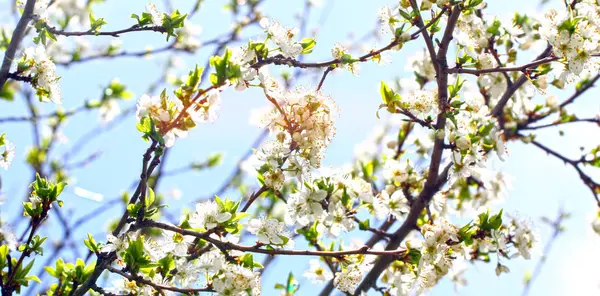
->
[52,182,67,200]
[379,81,397,104]
[89,13,108,32]
[146,187,156,208]
[358,219,371,230]
[162,10,187,41]
[131,13,153,27]
[299,37,316,54]
[84,233,100,253]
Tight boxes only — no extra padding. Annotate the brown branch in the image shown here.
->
[133,220,407,257]
[397,109,435,129]
[72,141,163,296]
[355,4,461,294]
[520,118,599,130]
[316,66,334,91]
[448,56,557,75]
[44,24,166,37]
[240,185,268,212]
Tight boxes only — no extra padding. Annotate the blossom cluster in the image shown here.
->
[135,86,221,147]
[254,88,338,190]
[0,133,15,170]
[18,46,62,104]
[100,229,261,295]
[541,8,600,81]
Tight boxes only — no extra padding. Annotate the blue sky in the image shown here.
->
[1,0,599,295]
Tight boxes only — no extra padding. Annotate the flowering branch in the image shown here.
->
[105,266,214,294]
[132,220,407,257]
[43,24,167,37]
[448,56,558,75]
[356,4,462,293]
[519,117,600,130]
[0,0,37,89]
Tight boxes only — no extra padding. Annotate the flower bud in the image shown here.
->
[592,217,600,234]
[455,136,471,150]
[400,31,412,41]
[386,140,398,149]
[478,37,489,49]
[545,95,558,108]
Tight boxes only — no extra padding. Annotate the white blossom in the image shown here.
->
[304,259,333,284]
[247,217,294,247]
[261,18,303,58]
[213,264,261,296]
[190,200,232,230]
[510,218,538,259]
[146,3,163,26]
[21,46,61,104]
[0,140,16,170]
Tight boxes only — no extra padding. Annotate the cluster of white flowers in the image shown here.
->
[260,18,303,59]
[230,45,261,91]
[135,88,221,147]
[455,5,492,54]
[443,87,506,185]
[541,8,600,80]
[435,170,511,217]
[475,53,510,101]
[18,0,93,28]
[397,90,438,117]
[406,50,436,82]
[213,264,261,295]
[508,217,538,259]
[253,88,337,189]
[51,0,88,27]
[0,135,16,170]
[246,217,294,248]
[189,200,232,230]
[334,263,366,293]
[100,228,262,294]
[381,219,489,295]
[20,46,62,104]
[285,171,373,238]
[414,219,462,292]
[286,187,328,227]
[17,0,50,21]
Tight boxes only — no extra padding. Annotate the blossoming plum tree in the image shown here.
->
[0,0,599,295]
